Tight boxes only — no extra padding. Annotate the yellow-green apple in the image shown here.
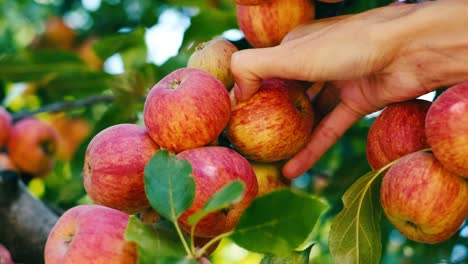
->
[226,79,314,162]
[236,0,315,48]
[425,83,468,177]
[233,0,269,5]
[366,99,431,170]
[0,107,12,148]
[83,124,159,214]
[0,244,14,264]
[144,68,231,153]
[250,161,290,197]
[7,117,58,177]
[381,151,468,244]
[44,205,137,264]
[0,153,16,171]
[187,39,239,90]
[177,146,258,237]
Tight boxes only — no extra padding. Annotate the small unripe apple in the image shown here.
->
[177,146,258,237]
[236,0,315,48]
[0,107,12,148]
[366,99,431,170]
[227,79,314,162]
[425,83,468,177]
[44,205,137,264]
[188,39,239,90]
[7,117,58,177]
[250,161,290,197]
[144,68,231,153]
[83,124,159,214]
[381,151,468,244]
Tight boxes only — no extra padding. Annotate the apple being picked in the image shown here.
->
[236,0,315,48]
[187,39,239,90]
[366,99,431,170]
[44,204,136,264]
[7,117,58,177]
[177,146,258,237]
[250,161,290,197]
[144,68,231,153]
[226,78,314,162]
[381,151,468,244]
[425,83,468,177]
[0,107,12,148]
[83,124,159,214]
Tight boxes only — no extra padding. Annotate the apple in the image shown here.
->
[425,83,468,177]
[250,161,290,197]
[44,17,75,50]
[50,114,92,161]
[7,117,58,177]
[0,107,12,148]
[144,68,231,153]
[0,153,16,171]
[233,0,269,5]
[0,244,14,264]
[226,78,314,162]
[77,37,103,70]
[187,39,239,90]
[83,123,159,214]
[381,151,468,244]
[177,146,258,237]
[44,204,136,264]
[236,0,315,48]
[366,99,431,170]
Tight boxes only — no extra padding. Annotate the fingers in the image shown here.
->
[282,101,363,179]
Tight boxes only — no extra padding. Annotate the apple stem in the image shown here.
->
[173,219,194,258]
[194,231,233,259]
[190,224,196,255]
[170,79,182,90]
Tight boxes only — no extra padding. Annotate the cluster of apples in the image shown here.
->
[366,83,468,244]
[0,108,59,177]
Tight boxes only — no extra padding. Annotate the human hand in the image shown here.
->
[231,0,468,178]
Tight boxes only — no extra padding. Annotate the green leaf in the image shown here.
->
[144,150,195,222]
[93,28,146,59]
[156,257,198,264]
[328,170,384,264]
[260,246,312,264]
[230,189,328,255]
[125,216,186,263]
[188,180,245,226]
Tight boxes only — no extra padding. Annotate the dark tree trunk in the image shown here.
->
[0,170,58,264]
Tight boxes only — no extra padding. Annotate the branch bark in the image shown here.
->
[0,170,58,264]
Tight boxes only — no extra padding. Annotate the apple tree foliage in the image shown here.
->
[0,0,467,263]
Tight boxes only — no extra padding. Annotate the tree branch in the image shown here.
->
[0,170,58,264]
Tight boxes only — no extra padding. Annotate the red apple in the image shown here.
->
[0,107,12,148]
[7,117,58,177]
[236,0,315,48]
[226,79,314,162]
[250,161,290,197]
[233,0,269,5]
[425,83,468,177]
[366,99,431,170]
[177,146,258,237]
[0,244,14,264]
[83,124,159,214]
[143,68,231,153]
[381,151,468,244]
[187,39,239,90]
[44,205,136,264]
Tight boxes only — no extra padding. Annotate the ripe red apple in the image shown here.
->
[0,107,12,148]
[381,151,468,244]
[144,68,231,153]
[177,146,258,237]
[250,161,290,197]
[83,124,159,214]
[425,83,468,177]
[366,99,431,170]
[7,117,58,177]
[233,0,269,5]
[236,0,315,48]
[226,78,314,162]
[187,39,239,90]
[44,205,137,264]
[0,244,14,264]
